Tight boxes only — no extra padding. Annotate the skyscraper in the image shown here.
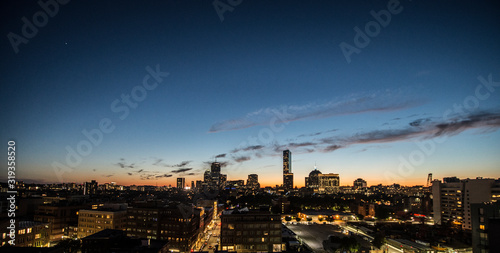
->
[210,162,222,187]
[247,174,260,190]
[177,177,185,189]
[84,180,98,195]
[283,150,293,190]
[283,150,291,174]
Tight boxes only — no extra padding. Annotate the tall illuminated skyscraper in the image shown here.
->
[283,150,291,174]
[283,150,293,190]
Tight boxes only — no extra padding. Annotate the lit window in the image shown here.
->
[480,225,485,230]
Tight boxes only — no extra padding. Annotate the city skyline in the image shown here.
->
[1,1,500,188]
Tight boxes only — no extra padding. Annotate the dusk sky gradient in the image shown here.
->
[1,0,499,187]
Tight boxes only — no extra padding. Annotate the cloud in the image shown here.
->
[171,161,191,167]
[209,90,424,132]
[233,155,251,163]
[223,110,500,158]
[322,145,343,152]
[155,174,172,178]
[116,160,135,169]
[231,145,265,153]
[215,153,226,158]
[171,168,193,173]
[319,110,500,148]
[288,142,316,148]
[152,159,163,166]
[127,173,133,176]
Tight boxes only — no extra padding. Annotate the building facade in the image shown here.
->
[221,209,282,252]
[126,202,201,252]
[283,150,293,190]
[432,177,500,230]
[177,177,185,189]
[471,202,500,253]
[77,205,127,238]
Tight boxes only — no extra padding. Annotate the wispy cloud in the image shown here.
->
[209,90,424,132]
[171,168,193,173]
[233,155,251,163]
[227,110,500,161]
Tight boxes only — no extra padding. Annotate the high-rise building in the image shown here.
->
[177,178,185,189]
[471,202,500,253]
[283,150,293,190]
[283,150,291,174]
[353,178,367,189]
[220,208,282,252]
[283,173,293,191]
[247,174,260,190]
[84,180,98,195]
[432,177,500,230]
[211,162,221,174]
[205,162,223,188]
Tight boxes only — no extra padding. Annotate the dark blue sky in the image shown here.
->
[1,0,499,186]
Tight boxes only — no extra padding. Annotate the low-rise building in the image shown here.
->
[221,208,282,252]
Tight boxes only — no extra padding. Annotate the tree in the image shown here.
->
[307,217,312,222]
[295,217,301,222]
[318,217,324,222]
[326,216,334,222]
[339,237,360,252]
[285,216,292,222]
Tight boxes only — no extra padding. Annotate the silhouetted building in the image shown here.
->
[84,180,98,195]
[353,178,367,189]
[176,178,185,189]
[34,202,87,243]
[305,167,339,193]
[305,168,321,189]
[283,150,293,190]
[283,150,291,174]
[126,202,200,252]
[81,229,169,253]
[471,202,500,253]
[247,174,260,190]
[221,208,282,252]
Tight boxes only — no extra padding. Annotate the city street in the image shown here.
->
[196,218,221,252]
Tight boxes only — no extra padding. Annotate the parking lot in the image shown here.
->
[285,223,343,253]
